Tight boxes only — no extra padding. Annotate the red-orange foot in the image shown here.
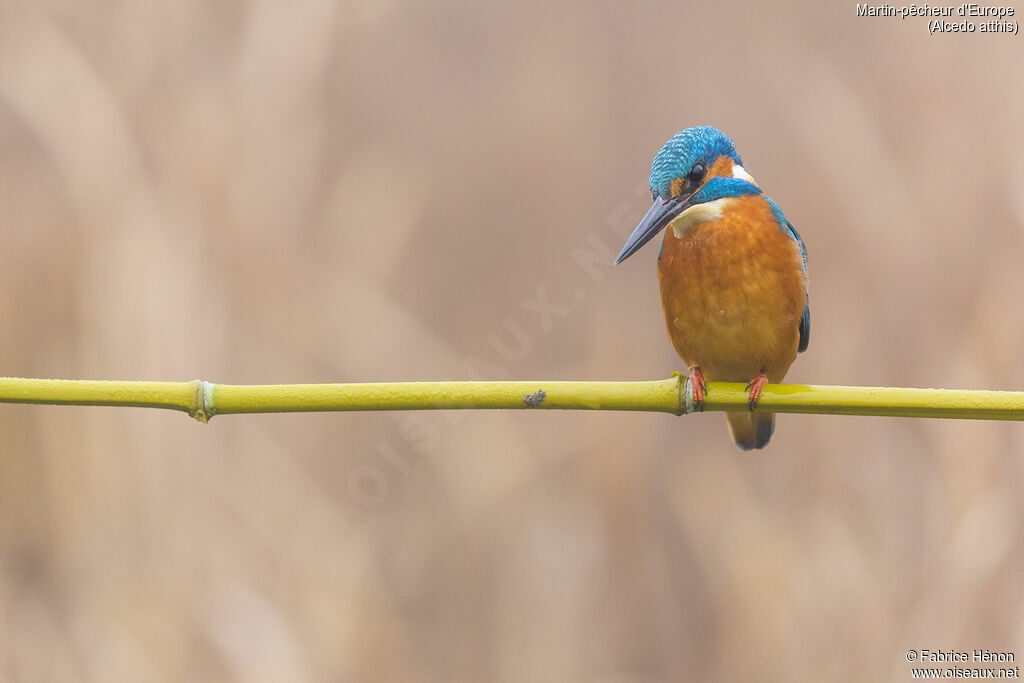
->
[689,366,707,412]
[745,371,769,411]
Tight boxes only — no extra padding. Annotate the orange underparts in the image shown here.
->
[656,194,805,386]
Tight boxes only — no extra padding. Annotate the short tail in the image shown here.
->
[726,412,776,450]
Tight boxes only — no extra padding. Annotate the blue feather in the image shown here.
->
[690,177,760,203]
[766,198,811,353]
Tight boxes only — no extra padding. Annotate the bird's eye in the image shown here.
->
[686,164,706,184]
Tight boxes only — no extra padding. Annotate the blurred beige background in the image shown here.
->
[0,1,1022,680]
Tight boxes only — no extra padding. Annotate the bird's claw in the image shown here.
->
[745,372,769,411]
[689,367,707,412]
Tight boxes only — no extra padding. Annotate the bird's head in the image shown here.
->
[615,126,759,264]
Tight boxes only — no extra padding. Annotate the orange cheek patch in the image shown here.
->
[670,177,685,198]
[707,155,734,178]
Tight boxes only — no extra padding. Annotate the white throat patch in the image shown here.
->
[668,197,735,237]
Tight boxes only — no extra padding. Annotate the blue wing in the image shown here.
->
[784,220,810,352]
[766,198,810,353]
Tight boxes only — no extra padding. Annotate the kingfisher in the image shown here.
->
[615,126,809,450]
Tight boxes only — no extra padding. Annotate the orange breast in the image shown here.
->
[657,195,806,382]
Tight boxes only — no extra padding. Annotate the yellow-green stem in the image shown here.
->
[0,376,1021,422]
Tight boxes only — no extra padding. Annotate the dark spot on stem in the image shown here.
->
[523,389,546,407]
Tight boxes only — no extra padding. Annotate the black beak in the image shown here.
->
[615,196,690,264]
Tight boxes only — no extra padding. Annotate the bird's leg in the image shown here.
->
[689,366,707,412]
[745,371,769,411]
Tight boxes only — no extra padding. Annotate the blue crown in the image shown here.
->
[650,126,742,199]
